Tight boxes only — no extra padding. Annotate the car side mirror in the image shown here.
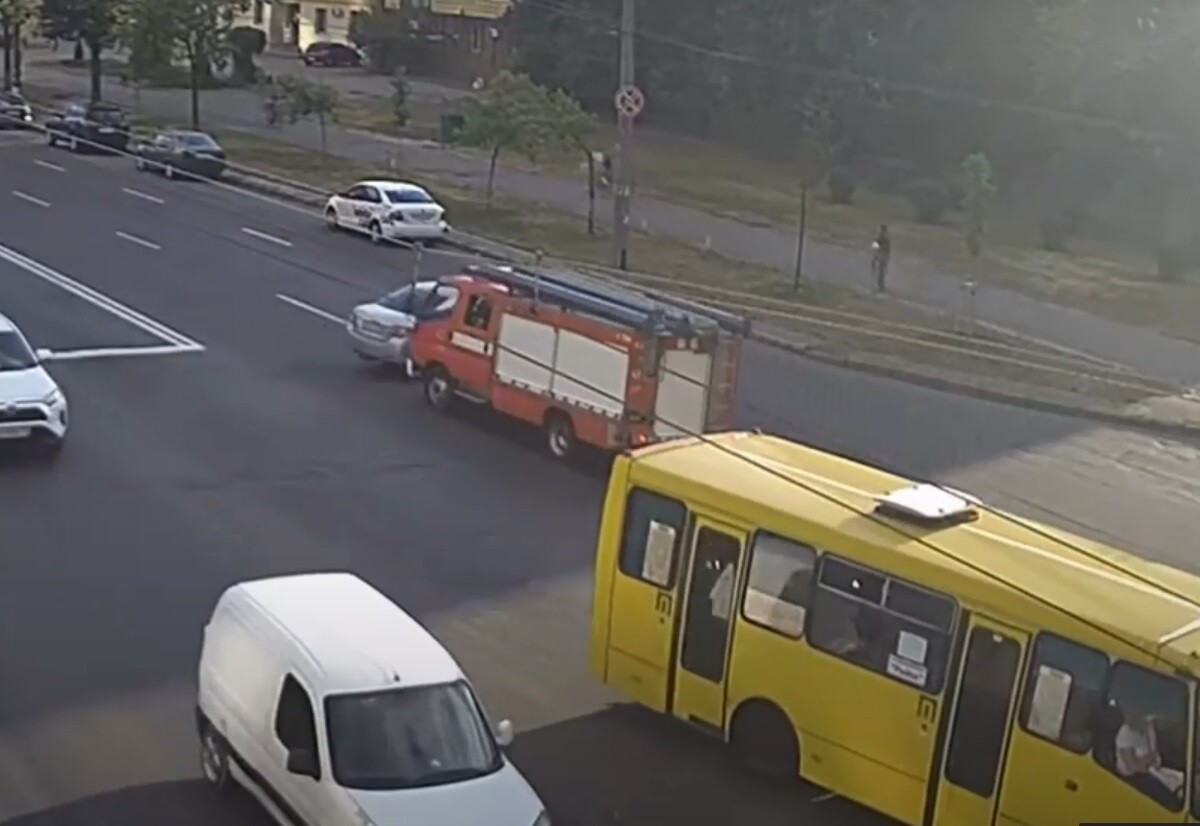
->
[286,747,320,778]
[495,719,514,748]
[35,348,53,363]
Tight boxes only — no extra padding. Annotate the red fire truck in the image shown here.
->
[407,264,750,460]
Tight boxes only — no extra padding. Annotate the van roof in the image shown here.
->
[228,572,464,695]
[628,432,1200,668]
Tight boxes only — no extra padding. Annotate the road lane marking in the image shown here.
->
[45,344,204,361]
[115,231,161,251]
[33,159,64,172]
[242,227,293,247]
[276,293,343,325]
[11,190,49,208]
[0,242,202,349]
[122,186,164,204]
[811,792,838,803]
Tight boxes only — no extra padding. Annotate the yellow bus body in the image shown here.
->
[589,432,1200,826]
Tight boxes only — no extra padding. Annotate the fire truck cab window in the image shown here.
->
[465,296,492,331]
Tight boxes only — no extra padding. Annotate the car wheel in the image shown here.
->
[45,129,56,147]
[37,435,64,460]
[165,163,176,180]
[199,724,232,790]
[135,156,145,171]
[423,367,455,412]
[368,220,384,244]
[545,411,576,461]
[67,136,79,153]
[325,208,340,231]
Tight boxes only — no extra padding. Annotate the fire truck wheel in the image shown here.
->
[423,366,455,411]
[545,412,576,460]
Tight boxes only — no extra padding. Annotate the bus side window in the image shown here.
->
[1017,633,1107,753]
[740,531,816,638]
[1094,662,1187,812]
[618,488,687,589]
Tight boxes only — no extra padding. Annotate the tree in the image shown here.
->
[457,71,556,208]
[41,0,122,101]
[390,67,409,127]
[792,100,837,287]
[277,75,340,155]
[0,0,37,88]
[228,25,266,85]
[960,151,997,259]
[543,87,598,234]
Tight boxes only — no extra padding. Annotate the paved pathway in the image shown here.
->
[23,54,1200,385]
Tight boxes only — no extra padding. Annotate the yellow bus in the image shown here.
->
[589,431,1200,825]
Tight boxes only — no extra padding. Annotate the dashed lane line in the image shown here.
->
[33,159,64,172]
[115,231,161,251]
[11,190,49,208]
[122,187,164,204]
[242,227,293,248]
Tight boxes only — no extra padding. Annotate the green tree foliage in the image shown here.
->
[960,151,997,258]
[41,0,123,100]
[457,71,557,207]
[542,87,598,233]
[269,74,340,154]
[0,0,38,87]
[350,4,429,76]
[390,67,409,127]
[228,26,266,85]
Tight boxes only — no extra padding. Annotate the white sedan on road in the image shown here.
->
[0,313,68,456]
[347,280,461,373]
[324,180,450,244]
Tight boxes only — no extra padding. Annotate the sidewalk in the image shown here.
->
[23,57,1200,386]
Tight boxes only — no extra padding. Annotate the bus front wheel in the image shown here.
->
[729,701,799,782]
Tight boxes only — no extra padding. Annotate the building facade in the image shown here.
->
[234,0,369,52]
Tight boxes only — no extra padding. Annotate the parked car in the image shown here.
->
[134,130,227,180]
[324,180,450,243]
[302,41,363,67]
[44,101,130,153]
[0,90,33,129]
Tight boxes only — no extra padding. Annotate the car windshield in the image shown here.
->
[324,681,502,791]
[89,106,125,125]
[377,283,459,316]
[176,133,220,149]
[384,188,434,204]
[0,330,37,372]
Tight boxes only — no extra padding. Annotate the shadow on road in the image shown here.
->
[3,779,272,826]
[510,703,899,826]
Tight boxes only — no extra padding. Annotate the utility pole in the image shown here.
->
[611,0,635,270]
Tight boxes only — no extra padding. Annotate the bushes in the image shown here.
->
[906,179,951,224]
[826,166,857,204]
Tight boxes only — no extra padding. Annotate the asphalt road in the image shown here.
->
[4,132,1200,826]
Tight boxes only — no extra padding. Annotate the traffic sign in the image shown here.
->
[614,85,645,119]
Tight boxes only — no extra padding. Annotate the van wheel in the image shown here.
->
[423,366,455,412]
[729,702,799,782]
[545,411,576,460]
[199,724,232,790]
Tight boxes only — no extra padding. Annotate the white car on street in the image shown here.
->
[347,280,460,373]
[324,180,450,244]
[0,313,67,456]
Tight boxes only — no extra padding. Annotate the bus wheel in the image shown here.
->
[423,366,455,412]
[729,702,798,781]
[545,411,576,460]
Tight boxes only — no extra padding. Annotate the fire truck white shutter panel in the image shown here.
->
[654,349,712,439]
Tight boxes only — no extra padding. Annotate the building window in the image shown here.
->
[253,0,264,24]
[469,23,483,53]
[314,7,328,33]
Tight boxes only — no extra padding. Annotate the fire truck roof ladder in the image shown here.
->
[465,264,751,337]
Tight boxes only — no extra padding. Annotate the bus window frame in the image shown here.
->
[738,530,819,640]
[1016,631,1108,755]
[1192,687,1200,819]
[616,486,688,590]
[804,553,959,695]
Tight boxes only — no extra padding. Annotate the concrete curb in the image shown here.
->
[222,171,1200,439]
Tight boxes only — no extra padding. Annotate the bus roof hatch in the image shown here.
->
[874,483,981,527]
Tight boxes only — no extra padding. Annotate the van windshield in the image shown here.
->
[324,680,502,790]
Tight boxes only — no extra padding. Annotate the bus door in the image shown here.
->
[929,614,1028,826]
[670,515,746,733]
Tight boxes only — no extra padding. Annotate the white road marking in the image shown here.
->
[810,792,838,803]
[115,231,161,251]
[276,293,343,325]
[11,190,49,208]
[33,159,64,172]
[0,242,202,349]
[122,186,164,204]
[45,344,204,362]
[242,227,293,248]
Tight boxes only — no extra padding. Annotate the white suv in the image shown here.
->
[0,313,67,455]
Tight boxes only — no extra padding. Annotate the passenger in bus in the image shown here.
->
[1112,703,1184,807]
[830,606,885,667]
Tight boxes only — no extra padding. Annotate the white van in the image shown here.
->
[196,572,549,826]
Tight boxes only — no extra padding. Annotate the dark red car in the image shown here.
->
[302,42,363,67]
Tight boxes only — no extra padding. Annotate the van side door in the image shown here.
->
[265,674,326,826]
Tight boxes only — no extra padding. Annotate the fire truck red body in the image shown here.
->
[408,264,750,459]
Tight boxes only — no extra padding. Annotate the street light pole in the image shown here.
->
[611,0,635,270]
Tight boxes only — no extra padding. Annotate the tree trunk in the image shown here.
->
[73,39,83,63]
[584,147,596,236]
[12,21,21,87]
[486,146,500,208]
[2,20,11,90]
[792,186,808,289]
[318,114,327,155]
[87,39,102,102]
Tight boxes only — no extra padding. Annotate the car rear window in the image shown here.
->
[178,133,220,149]
[385,189,434,204]
[89,106,126,125]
